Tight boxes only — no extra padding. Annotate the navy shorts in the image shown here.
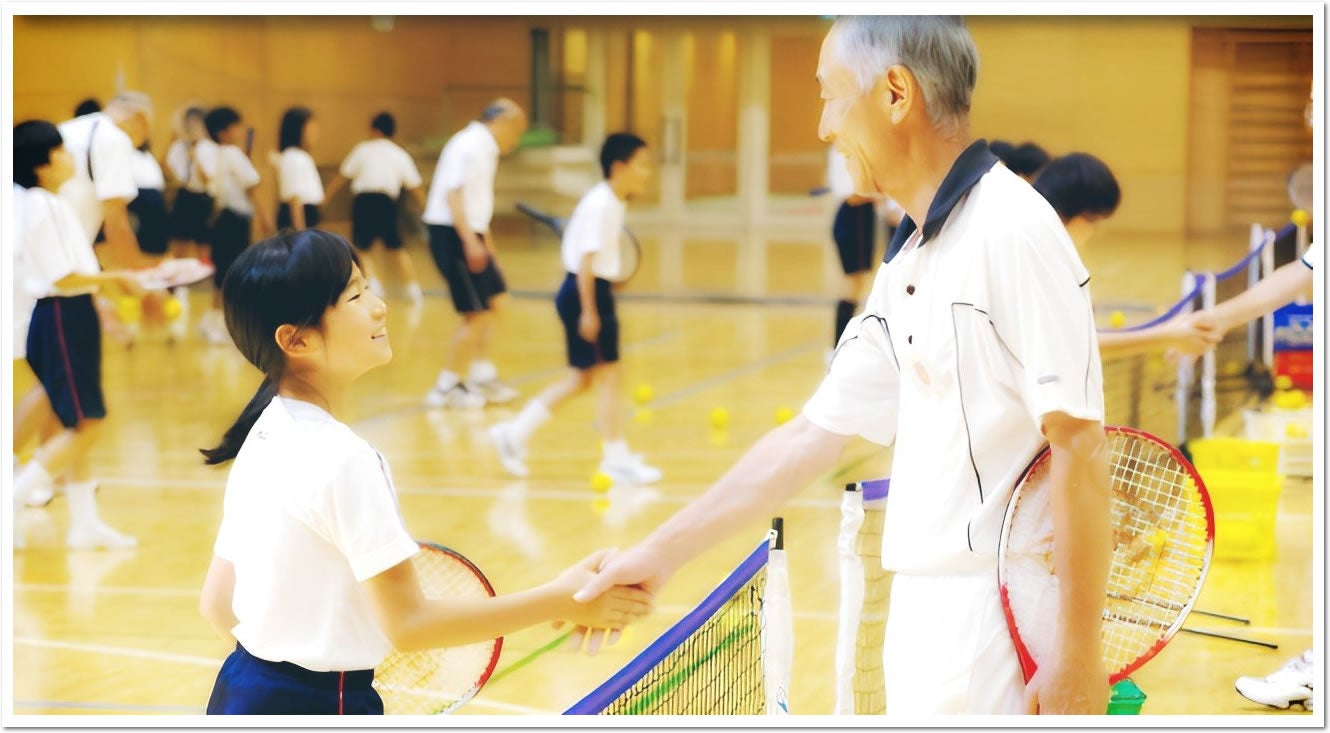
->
[556,273,618,369]
[168,189,214,244]
[207,644,383,715]
[351,193,403,250]
[212,209,252,289]
[277,203,321,232]
[428,224,507,314]
[26,294,106,429]
[832,200,877,275]
[129,188,170,255]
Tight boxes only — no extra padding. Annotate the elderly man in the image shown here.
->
[422,98,529,409]
[577,16,1112,715]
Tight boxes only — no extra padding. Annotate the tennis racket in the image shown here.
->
[998,426,1213,691]
[515,201,641,284]
[373,542,503,714]
[136,257,215,290]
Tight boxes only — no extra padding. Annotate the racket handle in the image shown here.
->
[809,186,830,197]
[1180,627,1278,649]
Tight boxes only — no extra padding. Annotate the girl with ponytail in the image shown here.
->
[198,230,651,714]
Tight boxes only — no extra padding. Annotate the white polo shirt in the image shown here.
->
[132,149,165,191]
[804,141,1104,577]
[340,138,423,196]
[278,147,325,205]
[213,144,261,216]
[1302,244,1318,270]
[561,182,625,280]
[57,113,139,244]
[166,139,218,193]
[14,185,102,354]
[422,121,500,233]
[213,396,420,672]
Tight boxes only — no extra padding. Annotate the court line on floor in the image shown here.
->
[13,699,202,714]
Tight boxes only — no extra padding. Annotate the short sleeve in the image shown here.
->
[399,149,423,190]
[436,145,471,192]
[802,313,900,447]
[989,229,1104,429]
[279,151,303,200]
[1302,245,1318,270]
[317,446,420,582]
[166,142,189,183]
[339,145,362,180]
[22,200,76,287]
[232,149,262,191]
[91,133,139,202]
[213,511,243,561]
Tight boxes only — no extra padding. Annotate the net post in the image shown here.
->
[771,517,784,551]
[1200,272,1217,438]
[1175,271,1197,446]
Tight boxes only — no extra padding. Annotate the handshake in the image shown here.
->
[545,545,667,655]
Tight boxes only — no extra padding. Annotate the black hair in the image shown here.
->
[74,98,101,117]
[279,106,314,151]
[206,106,242,143]
[371,112,396,138]
[1008,141,1051,179]
[989,140,1015,167]
[599,132,648,179]
[14,120,64,189]
[200,230,361,465]
[1033,152,1122,223]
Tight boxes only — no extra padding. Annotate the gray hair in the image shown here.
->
[107,90,154,118]
[479,98,523,124]
[833,16,979,130]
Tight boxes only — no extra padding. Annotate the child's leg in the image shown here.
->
[391,248,420,289]
[593,362,625,445]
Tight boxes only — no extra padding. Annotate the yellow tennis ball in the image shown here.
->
[633,407,653,424]
[116,296,143,324]
[709,407,730,430]
[633,384,654,406]
[774,406,794,425]
[162,296,183,321]
[1275,375,1294,391]
[1109,311,1127,329]
[591,471,613,494]
[1292,209,1310,227]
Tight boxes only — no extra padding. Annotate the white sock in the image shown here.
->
[66,480,102,533]
[406,282,423,300]
[511,401,552,444]
[468,360,498,384]
[603,440,630,462]
[435,370,461,391]
[14,461,52,513]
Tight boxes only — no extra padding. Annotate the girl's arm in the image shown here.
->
[200,555,239,643]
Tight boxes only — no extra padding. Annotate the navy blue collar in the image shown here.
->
[884,140,999,264]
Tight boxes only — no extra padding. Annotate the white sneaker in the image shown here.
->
[488,422,530,478]
[1236,650,1314,710]
[24,483,55,508]
[471,380,520,405]
[424,383,487,409]
[66,520,138,551]
[599,454,663,486]
[405,282,424,306]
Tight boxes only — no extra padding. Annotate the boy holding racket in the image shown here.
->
[576,17,1115,714]
[488,133,661,486]
[197,230,653,715]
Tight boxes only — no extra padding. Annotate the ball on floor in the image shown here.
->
[774,406,794,425]
[633,384,654,406]
[709,407,730,430]
[1292,209,1310,227]
[591,471,613,494]
[1109,311,1126,329]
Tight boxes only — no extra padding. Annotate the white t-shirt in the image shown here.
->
[561,182,625,280]
[279,147,325,206]
[1301,244,1318,270]
[15,186,103,309]
[422,121,500,233]
[57,112,139,244]
[132,149,165,191]
[166,139,217,193]
[213,145,261,215]
[213,397,420,672]
[340,138,423,196]
[804,145,1104,577]
[13,185,35,357]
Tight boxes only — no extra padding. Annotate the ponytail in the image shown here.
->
[200,377,279,465]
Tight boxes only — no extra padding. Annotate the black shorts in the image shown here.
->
[212,209,252,289]
[26,294,106,429]
[129,188,170,255]
[556,273,618,369]
[168,189,215,244]
[277,203,322,231]
[351,193,403,250]
[427,224,507,314]
[832,200,877,275]
[207,644,383,715]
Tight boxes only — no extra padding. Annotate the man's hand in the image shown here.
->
[561,543,673,655]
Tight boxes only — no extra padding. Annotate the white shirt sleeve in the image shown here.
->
[316,445,420,582]
[22,195,99,292]
[166,142,190,183]
[231,148,262,192]
[1302,244,1318,270]
[339,144,363,180]
[436,145,471,193]
[399,148,423,190]
[90,130,139,203]
[802,312,900,447]
[988,229,1104,429]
